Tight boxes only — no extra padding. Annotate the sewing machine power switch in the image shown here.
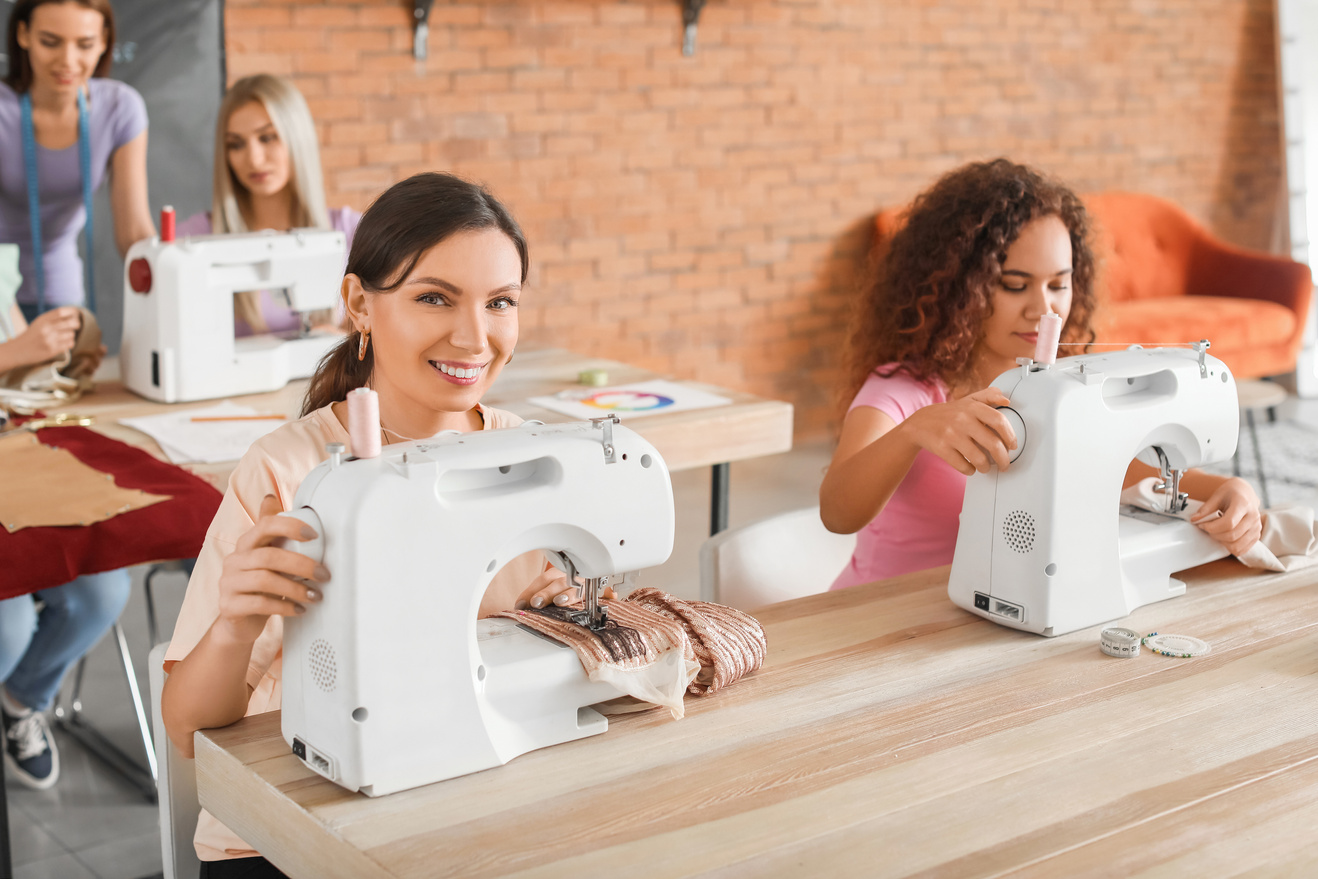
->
[973,593,991,611]
[292,737,307,760]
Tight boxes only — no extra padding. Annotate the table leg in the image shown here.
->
[710,462,730,536]
[2,754,12,879]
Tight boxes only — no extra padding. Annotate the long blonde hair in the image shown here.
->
[211,74,330,331]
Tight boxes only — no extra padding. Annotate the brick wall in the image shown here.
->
[224,0,1282,438]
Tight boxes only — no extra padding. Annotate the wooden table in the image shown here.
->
[194,559,1318,877]
[0,347,790,879]
[62,347,795,531]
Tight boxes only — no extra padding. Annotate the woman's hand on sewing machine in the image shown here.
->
[516,565,617,611]
[215,494,328,646]
[1190,477,1264,556]
[899,387,1017,475]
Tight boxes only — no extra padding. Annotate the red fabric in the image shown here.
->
[0,426,222,600]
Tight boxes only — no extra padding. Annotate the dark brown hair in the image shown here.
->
[844,158,1097,406]
[4,0,115,92]
[301,173,530,416]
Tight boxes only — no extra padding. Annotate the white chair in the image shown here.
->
[148,641,201,879]
[699,506,856,610]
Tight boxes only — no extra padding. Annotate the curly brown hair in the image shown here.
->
[843,158,1097,407]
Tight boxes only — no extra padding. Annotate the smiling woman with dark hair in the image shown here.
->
[161,173,586,878]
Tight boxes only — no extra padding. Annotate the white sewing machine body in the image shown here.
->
[278,421,676,796]
[948,346,1239,637]
[120,229,344,402]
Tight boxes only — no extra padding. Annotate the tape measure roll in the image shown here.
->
[1100,627,1142,658]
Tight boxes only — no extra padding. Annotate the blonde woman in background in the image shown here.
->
[179,73,360,335]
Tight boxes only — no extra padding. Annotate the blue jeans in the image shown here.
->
[0,570,131,711]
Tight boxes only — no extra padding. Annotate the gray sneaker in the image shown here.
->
[2,703,60,790]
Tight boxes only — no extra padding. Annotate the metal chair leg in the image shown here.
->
[53,622,158,802]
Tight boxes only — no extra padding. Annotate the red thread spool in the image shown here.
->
[160,205,175,243]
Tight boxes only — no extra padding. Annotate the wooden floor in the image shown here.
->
[196,558,1318,878]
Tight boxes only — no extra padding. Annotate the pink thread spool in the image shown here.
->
[348,387,381,458]
[1034,312,1063,365]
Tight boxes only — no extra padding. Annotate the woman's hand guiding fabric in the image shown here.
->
[1190,477,1264,556]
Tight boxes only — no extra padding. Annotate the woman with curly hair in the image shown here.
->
[820,159,1262,589]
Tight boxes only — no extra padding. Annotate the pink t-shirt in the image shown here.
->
[830,367,967,590]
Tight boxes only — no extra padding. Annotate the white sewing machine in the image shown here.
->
[948,344,1239,637]
[120,228,344,402]
[278,416,677,796]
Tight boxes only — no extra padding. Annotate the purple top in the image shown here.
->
[0,79,148,308]
[176,207,361,336]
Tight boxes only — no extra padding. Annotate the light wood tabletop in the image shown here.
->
[58,346,793,495]
[194,558,1318,878]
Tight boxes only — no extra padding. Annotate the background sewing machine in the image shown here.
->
[948,344,1239,637]
[120,227,344,402]
[278,416,677,796]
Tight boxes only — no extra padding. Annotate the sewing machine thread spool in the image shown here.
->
[1034,312,1063,365]
[160,205,175,243]
[348,387,381,458]
[1099,627,1141,658]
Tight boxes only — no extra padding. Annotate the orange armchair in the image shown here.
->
[1084,192,1312,379]
[872,192,1313,379]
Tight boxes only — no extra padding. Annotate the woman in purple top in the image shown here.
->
[0,0,154,793]
[0,0,154,319]
[178,74,361,337]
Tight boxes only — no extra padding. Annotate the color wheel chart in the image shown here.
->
[528,379,731,420]
[580,388,676,412]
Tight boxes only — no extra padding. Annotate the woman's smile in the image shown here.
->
[430,360,487,385]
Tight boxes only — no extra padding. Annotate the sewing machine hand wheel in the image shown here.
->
[996,407,1026,464]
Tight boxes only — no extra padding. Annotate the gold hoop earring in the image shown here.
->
[358,330,370,362]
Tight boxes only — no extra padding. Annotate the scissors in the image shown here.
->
[0,412,95,436]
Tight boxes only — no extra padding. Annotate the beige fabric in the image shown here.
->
[627,588,768,696]
[495,588,768,721]
[0,308,101,412]
[163,402,538,862]
[1121,477,1318,572]
[0,432,170,532]
[496,599,699,719]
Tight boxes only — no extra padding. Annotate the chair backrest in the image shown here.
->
[699,506,856,611]
[149,641,201,879]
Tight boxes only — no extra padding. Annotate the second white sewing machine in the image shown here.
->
[277,414,677,796]
[120,227,345,402]
[948,344,1239,637]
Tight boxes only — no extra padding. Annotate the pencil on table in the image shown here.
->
[190,414,287,423]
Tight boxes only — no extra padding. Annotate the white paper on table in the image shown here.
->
[118,400,288,464]
[526,379,731,421]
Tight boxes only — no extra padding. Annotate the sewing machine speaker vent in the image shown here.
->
[1003,511,1036,554]
[309,638,338,692]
